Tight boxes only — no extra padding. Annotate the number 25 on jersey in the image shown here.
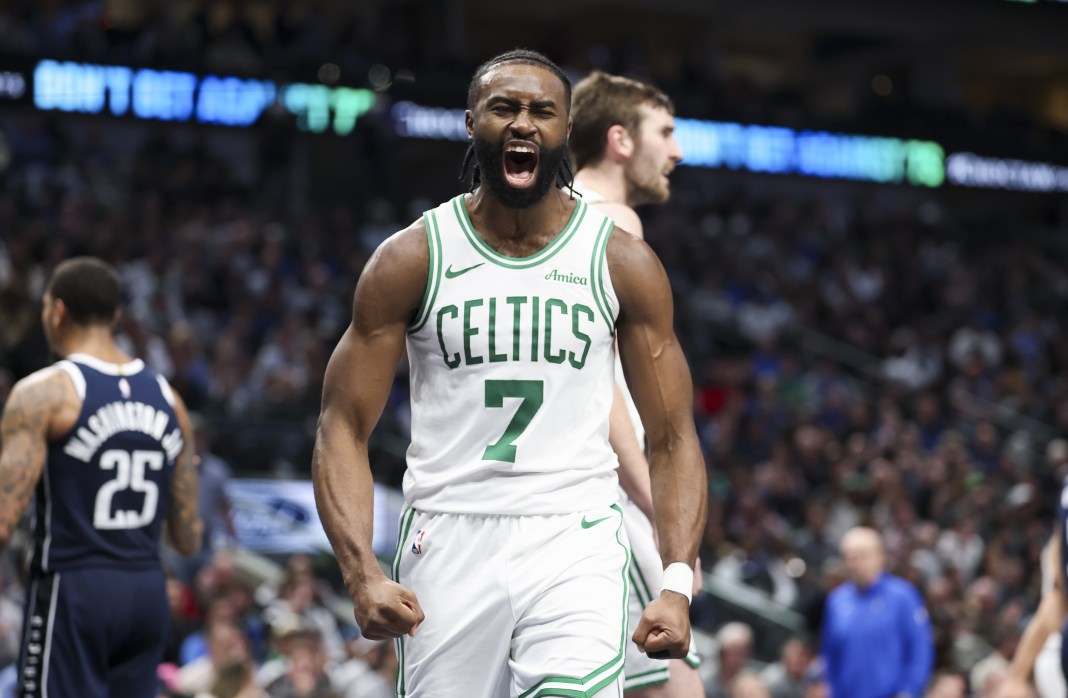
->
[93,448,164,530]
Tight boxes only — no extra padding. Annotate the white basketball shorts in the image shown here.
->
[620,497,701,692]
[1035,631,1065,698]
[391,503,632,697]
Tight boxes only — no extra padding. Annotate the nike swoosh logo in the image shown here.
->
[580,515,611,529]
[444,262,485,279]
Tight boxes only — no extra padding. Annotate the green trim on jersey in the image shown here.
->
[589,217,616,333]
[451,195,588,269]
[623,667,670,690]
[519,503,630,698]
[392,507,417,697]
[408,212,443,334]
[684,647,702,669]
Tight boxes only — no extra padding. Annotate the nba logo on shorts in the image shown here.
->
[411,530,427,555]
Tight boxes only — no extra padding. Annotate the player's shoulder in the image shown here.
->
[11,364,73,398]
[355,217,432,317]
[591,200,643,238]
[366,217,430,275]
[604,218,661,278]
[383,216,429,253]
[3,365,76,418]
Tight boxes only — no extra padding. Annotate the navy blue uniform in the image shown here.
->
[17,354,183,698]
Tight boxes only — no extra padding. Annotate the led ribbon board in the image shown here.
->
[392,100,469,141]
[673,119,945,187]
[386,101,947,188]
[32,59,374,134]
[946,152,1068,192]
[24,60,1068,193]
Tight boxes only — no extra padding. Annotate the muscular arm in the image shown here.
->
[312,222,427,639]
[609,231,706,571]
[1007,534,1068,681]
[609,385,655,520]
[0,370,69,551]
[165,392,202,556]
[593,202,656,520]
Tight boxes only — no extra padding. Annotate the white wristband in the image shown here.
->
[661,562,693,604]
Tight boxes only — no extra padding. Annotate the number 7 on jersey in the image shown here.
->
[482,380,544,463]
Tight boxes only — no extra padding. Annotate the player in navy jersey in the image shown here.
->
[0,257,202,698]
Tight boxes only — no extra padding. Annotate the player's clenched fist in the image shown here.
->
[632,592,691,660]
[353,575,425,640]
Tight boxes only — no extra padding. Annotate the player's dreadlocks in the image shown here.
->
[459,49,576,199]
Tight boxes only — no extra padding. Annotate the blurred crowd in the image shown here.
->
[149,550,398,698]
[2,3,1068,698]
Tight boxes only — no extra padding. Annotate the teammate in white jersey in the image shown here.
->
[570,72,702,697]
[313,49,707,698]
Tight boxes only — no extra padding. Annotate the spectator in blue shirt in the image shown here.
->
[821,527,933,698]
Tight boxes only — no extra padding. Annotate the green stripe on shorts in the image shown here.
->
[628,570,649,608]
[624,667,670,690]
[519,504,631,698]
[630,561,657,611]
[392,507,417,697]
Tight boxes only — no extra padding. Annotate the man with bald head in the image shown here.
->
[820,527,933,698]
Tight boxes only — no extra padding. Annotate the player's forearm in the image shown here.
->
[165,518,203,557]
[0,454,29,552]
[648,437,707,567]
[0,455,25,551]
[167,399,203,556]
[1008,592,1065,679]
[609,388,655,520]
[312,417,383,593]
[0,515,16,552]
[616,452,655,522]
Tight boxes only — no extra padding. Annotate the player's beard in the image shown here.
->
[624,142,671,206]
[473,134,568,209]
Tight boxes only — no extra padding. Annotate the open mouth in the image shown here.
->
[503,141,539,188]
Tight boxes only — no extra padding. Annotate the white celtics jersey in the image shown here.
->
[572,183,646,448]
[404,193,621,514]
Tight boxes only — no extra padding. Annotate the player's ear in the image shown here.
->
[110,307,122,329]
[465,110,474,140]
[607,124,633,159]
[52,298,68,326]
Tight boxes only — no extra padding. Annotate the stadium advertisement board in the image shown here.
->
[18,58,1068,193]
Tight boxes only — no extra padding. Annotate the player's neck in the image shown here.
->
[57,327,131,365]
[466,186,573,241]
[574,167,629,207]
